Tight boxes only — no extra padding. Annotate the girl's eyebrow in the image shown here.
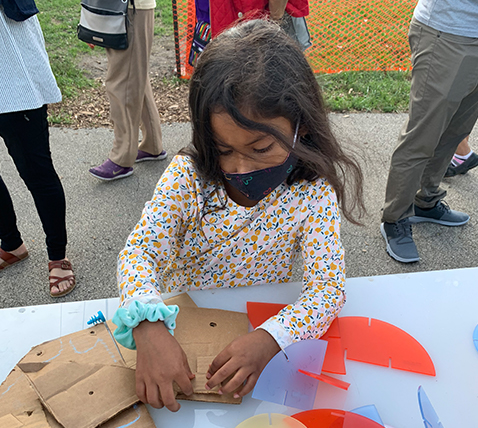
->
[214,135,267,148]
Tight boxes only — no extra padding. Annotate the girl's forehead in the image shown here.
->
[210,111,293,136]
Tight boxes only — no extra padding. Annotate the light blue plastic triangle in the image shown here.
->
[252,339,327,410]
[350,405,384,426]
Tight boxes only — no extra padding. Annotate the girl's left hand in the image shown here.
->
[205,329,281,397]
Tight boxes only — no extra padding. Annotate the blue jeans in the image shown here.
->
[0,105,67,260]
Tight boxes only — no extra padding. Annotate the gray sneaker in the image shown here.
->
[409,201,469,226]
[381,219,419,263]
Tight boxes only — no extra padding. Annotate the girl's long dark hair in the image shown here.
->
[182,19,365,224]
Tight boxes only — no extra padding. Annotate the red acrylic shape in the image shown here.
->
[247,303,346,374]
[320,318,346,375]
[247,304,435,377]
[339,317,436,376]
[292,409,385,428]
[298,369,350,390]
[246,302,287,329]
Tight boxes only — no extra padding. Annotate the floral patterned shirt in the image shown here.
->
[117,155,345,349]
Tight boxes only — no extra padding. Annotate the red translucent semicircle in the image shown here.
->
[339,317,436,376]
[292,409,385,428]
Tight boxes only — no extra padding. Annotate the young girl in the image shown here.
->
[113,19,364,412]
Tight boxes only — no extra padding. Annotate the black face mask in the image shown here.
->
[222,124,299,201]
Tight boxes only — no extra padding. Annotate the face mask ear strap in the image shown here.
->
[292,122,300,148]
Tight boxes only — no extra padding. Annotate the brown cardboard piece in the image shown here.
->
[0,366,50,427]
[172,306,249,403]
[0,293,249,427]
[21,362,138,428]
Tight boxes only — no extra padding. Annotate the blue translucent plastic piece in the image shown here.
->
[418,386,444,428]
[87,310,106,326]
[252,339,328,410]
[473,325,478,352]
[350,405,384,426]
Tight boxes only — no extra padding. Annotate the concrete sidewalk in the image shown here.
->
[1,113,477,309]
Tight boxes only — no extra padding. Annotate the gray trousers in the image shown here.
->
[106,9,163,168]
[382,18,478,223]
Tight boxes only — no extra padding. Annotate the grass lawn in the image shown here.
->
[36,0,411,124]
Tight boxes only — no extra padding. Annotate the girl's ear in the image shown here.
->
[298,124,308,137]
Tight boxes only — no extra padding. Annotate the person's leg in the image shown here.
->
[455,136,471,156]
[137,9,163,157]
[381,20,477,263]
[0,174,23,252]
[138,79,164,156]
[416,81,478,207]
[383,19,478,223]
[0,106,74,294]
[445,134,478,177]
[106,9,154,167]
[0,174,29,269]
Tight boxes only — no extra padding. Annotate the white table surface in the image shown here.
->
[1,267,477,427]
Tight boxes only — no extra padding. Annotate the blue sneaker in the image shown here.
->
[135,150,168,163]
[381,219,420,263]
[409,201,469,226]
[89,159,133,181]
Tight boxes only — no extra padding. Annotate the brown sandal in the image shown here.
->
[49,259,76,297]
[0,247,29,271]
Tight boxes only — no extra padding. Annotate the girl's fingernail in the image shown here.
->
[204,384,211,390]
[205,372,211,379]
[234,393,240,399]
[218,389,223,395]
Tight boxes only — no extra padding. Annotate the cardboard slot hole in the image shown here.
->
[90,331,96,335]
[209,322,217,327]
[36,351,43,356]
[89,391,94,395]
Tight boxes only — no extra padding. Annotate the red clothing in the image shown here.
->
[210,0,309,37]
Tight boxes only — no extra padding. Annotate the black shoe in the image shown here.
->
[409,201,469,226]
[381,219,419,263]
[445,152,478,177]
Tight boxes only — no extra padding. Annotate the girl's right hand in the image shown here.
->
[132,320,195,411]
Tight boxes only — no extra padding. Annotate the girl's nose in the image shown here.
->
[234,155,254,174]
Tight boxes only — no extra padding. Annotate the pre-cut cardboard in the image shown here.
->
[172,306,249,403]
[1,321,154,427]
[21,362,138,428]
[1,292,250,428]
[0,365,50,427]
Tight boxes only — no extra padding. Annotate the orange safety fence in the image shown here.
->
[172,0,416,79]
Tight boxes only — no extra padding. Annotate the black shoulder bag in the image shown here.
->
[77,0,133,50]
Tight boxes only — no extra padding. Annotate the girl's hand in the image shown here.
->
[205,329,281,397]
[133,320,195,411]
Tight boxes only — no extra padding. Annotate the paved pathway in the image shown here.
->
[1,114,477,309]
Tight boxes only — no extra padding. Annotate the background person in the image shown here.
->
[0,3,76,297]
[88,0,167,181]
[381,0,478,263]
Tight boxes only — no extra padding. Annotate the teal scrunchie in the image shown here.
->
[112,300,179,350]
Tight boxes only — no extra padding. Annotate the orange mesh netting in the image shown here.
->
[305,0,415,73]
[172,0,415,78]
[172,0,196,79]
